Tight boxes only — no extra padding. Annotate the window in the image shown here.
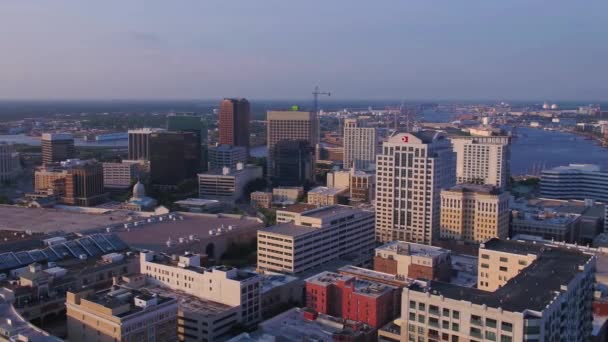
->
[429,317,439,327]
[418,303,426,311]
[481,254,489,259]
[410,300,416,309]
[470,327,482,338]
[442,308,450,316]
[442,320,449,329]
[499,257,508,262]
[481,263,489,269]
[409,313,416,321]
[452,311,460,319]
[499,266,508,272]
[471,315,483,326]
[485,331,496,341]
[501,322,513,332]
[500,336,512,342]
[418,314,425,323]
[518,260,528,266]
[452,322,459,332]
[429,305,439,315]
[486,318,497,328]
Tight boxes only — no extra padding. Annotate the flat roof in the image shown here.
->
[412,239,594,312]
[0,205,138,234]
[277,203,317,213]
[306,271,396,298]
[308,186,348,196]
[146,286,236,317]
[258,222,317,238]
[443,184,501,195]
[258,307,372,341]
[83,287,174,317]
[338,265,410,286]
[376,240,450,258]
[115,212,263,251]
[303,205,365,220]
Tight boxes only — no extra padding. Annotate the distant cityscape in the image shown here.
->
[0,97,608,341]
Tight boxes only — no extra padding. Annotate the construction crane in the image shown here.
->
[312,86,331,145]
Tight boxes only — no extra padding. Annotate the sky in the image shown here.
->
[1,1,607,101]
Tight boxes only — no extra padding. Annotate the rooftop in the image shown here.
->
[0,205,139,234]
[543,163,602,173]
[146,286,236,317]
[258,222,317,238]
[410,239,594,312]
[0,300,61,341]
[115,212,263,251]
[376,240,450,258]
[338,265,410,286]
[308,186,348,196]
[82,287,175,318]
[306,271,396,298]
[257,307,373,342]
[277,203,317,213]
[443,184,501,195]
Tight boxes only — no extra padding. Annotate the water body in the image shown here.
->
[0,134,127,147]
[249,127,608,175]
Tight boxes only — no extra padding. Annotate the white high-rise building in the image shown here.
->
[451,134,511,189]
[343,118,377,171]
[375,131,455,244]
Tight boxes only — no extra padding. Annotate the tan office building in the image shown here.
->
[379,239,595,342]
[66,287,177,342]
[257,205,375,274]
[266,110,318,180]
[440,184,510,243]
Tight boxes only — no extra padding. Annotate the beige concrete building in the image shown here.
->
[102,162,137,191]
[272,186,303,206]
[66,287,178,342]
[440,184,510,243]
[452,133,511,190]
[266,111,318,180]
[379,238,596,342]
[326,169,375,203]
[250,191,272,209]
[140,251,261,327]
[375,131,456,244]
[307,186,348,206]
[257,205,375,274]
[343,118,377,171]
[373,241,452,281]
[34,159,106,206]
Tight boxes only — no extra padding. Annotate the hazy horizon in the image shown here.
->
[2,1,607,101]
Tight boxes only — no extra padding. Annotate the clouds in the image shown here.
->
[0,1,606,100]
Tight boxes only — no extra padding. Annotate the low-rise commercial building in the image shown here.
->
[541,164,608,202]
[257,205,375,274]
[140,251,261,327]
[511,206,580,243]
[198,163,262,203]
[271,187,303,206]
[250,191,272,209]
[306,271,399,328]
[66,287,178,342]
[379,238,596,342]
[373,241,452,281]
[307,186,348,206]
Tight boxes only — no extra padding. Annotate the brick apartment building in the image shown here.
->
[305,271,398,328]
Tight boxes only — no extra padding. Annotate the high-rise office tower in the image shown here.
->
[375,131,455,244]
[440,184,510,243]
[127,128,165,161]
[0,142,21,182]
[167,113,208,172]
[451,132,511,190]
[267,110,318,182]
[343,118,377,171]
[208,144,248,171]
[149,131,200,186]
[219,98,250,149]
[41,133,75,164]
[272,140,314,186]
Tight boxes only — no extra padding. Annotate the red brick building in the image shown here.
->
[219,98,250,149]
[305,271,398,328]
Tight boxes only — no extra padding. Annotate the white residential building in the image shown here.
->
[140,251,261,327]
[375,131,455,244]
[343,118,378,171]
[451,134,511,189]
